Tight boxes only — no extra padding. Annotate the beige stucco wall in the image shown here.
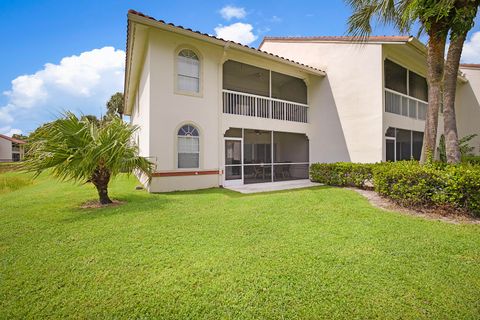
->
[261,40,384,163]
[0,138,12,162]
[457,67,480,155]
[131,28,322,192]
[130,46,151,159]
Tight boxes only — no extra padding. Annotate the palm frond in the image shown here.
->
[24,113,154,183]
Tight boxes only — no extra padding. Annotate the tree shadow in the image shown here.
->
[62,192,173,223]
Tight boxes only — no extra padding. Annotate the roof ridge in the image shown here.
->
[262,35,412,42]
[0,134,26,144]
[460,63,480,68]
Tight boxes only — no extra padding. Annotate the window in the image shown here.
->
[409,71,428,101]
[177,49,200,93]
[384,60,428,100]
[385,59,407,95]
[385,127,424,161]
[177,124,199,168]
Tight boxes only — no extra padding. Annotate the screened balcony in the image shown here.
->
[224,128,309,185]
[384,59,428,120]
[222,60,308,123]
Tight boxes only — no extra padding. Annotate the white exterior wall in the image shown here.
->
[0,138,12,162]
[457,67,480,155]
[130,47,151,159]
[131,29,324,192]
[261,41,384,163]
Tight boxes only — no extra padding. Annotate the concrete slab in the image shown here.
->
[225,179,322,194]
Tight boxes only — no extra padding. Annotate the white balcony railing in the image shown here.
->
[223,90,308,123]
[385,88,427,120]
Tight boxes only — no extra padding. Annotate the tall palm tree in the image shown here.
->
[25,113,153,204]
[346,0,473,163]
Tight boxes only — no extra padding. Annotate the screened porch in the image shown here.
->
[222,61,309,123]
[224,128,309,185]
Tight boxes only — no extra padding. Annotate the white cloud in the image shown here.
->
[461,31,480,63]
[269,15,282,23]
[219,5,246,20]
[0,105,15,124]
[0,126,22,137]
[0,46,125,133]
[215,23,258,45]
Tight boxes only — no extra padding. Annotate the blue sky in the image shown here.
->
[0,0,479,136]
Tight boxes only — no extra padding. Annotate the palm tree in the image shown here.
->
[105,92,124,120]
[25,113,153,204]
[346,0,478,163]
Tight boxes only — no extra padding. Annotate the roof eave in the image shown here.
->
[127,12,326,76]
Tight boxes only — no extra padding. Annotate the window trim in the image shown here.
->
[174,122,202,170]
[174,45,203,97]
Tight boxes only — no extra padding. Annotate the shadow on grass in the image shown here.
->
[62,185,338,223]
[157,185,334,198]
[63,192,174,223]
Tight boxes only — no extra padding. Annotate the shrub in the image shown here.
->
[310,161,480,217]
[310,162,375,189]
[373,161,480,216]
[462,155,480,166]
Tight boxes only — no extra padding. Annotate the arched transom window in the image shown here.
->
[177,124,200,168]
[177,49,200,93]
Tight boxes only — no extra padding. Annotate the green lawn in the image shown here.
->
[1,171,479,319]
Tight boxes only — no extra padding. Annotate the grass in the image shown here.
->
[0,171,479,319]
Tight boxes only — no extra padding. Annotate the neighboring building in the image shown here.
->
[456,64,480,154]
[0,134,26,162]
[124,10,480,192]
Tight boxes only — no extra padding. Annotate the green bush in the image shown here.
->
[462,155,480,166]
[310,161,480,217]
[310,162,375,189]
[373,161,480,216]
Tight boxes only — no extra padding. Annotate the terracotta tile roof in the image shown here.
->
[126,10,324,74]
[260,35,412,47]
[262,35,412,42]
[0,134,26,144]
[460,63,480,69]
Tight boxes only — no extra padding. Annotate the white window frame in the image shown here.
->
[177,124,200,169]
[174,46,203,97]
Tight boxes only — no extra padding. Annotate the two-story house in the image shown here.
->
[0,134,25,162]
[124,10,480,192]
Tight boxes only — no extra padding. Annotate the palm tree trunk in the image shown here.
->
[91,168,112,205]
[443,33,467,163]
[420,26,447,163]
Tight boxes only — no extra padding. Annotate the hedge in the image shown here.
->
[310,161,480,217]
[462,155,480,166]
[309,162,375,189]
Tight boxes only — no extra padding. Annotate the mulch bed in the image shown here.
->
[350,188,480,224]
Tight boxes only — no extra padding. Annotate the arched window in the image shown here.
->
[177,124,200,168]
[177,49,200,93]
